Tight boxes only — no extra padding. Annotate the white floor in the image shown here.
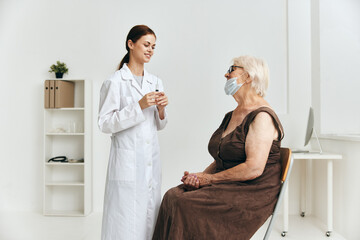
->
[252,215,346,240]
[0,212,347,240]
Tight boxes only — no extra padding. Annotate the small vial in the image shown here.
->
[155,78,159,92]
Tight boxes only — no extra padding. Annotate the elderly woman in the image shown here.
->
[152,55,284,240]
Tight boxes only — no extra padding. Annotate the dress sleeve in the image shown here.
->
[98,79,146,134]
[242,107,284,141]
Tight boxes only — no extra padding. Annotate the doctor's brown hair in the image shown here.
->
[118,25,156,70]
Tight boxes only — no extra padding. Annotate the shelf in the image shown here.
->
[46,133,84,136]
[45,135,84,160]
[43,79,91,216]
[46,181,84,186]
[45,164,84,183]
[45,162,84,166]
[44,185,85,215]
[46,78,85,81]
[45,108,85,111]
[43,210,84,216]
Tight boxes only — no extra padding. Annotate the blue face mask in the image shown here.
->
[224,76,244,95]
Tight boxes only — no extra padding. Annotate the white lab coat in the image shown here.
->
[98,64,167,240]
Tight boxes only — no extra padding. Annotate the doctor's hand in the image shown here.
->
[138,92,157,110]
[155,92,168,111]
[155,92,168,120]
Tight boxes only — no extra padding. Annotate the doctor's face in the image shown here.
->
[128,34,156,64]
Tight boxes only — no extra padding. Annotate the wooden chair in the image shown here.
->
[263,148,294,239]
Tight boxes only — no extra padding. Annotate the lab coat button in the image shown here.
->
[146,140,150,144]
[148,161,152,166]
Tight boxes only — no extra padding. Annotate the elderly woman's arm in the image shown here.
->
[203,161,217,174]
[188,112,278,187]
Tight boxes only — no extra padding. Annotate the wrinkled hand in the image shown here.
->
[181,171,199,191]
[138,92,158,110]
[155,92,168,111]
[181,171,213,191]
[195,172,213,186]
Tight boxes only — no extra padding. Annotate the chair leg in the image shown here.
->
[283,182,289,234]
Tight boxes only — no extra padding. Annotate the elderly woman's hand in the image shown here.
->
[181,171,199,190]
[181,171,213,190]
[194,172,213,186]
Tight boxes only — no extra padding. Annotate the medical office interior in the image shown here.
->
[1,0,359,239]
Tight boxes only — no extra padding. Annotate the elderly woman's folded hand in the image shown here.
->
[181,171,199,190]
[194,172,213,186]
[181,171,213,190]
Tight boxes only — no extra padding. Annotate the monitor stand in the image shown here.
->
[292,128,323,154]
[313,128,323,154]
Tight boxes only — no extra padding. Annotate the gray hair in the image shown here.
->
[232,55,269,97]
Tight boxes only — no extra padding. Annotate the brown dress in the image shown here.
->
[152,107,284,240]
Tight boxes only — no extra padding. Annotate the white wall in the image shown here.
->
[310,0,360,239]
[312,138,360,240]
[0,0,294,213]
[3,0,358,238]
[319,0,360,134]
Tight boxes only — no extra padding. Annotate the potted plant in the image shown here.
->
[49,61,69,78]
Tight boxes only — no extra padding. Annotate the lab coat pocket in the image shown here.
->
[111,148,136,181]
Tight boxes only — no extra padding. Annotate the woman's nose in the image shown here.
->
[225,72,229,78]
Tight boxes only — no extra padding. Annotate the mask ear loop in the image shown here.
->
[236,72,247,84]
[243,72,253,85]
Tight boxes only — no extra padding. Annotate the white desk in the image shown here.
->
[283,152,342,237]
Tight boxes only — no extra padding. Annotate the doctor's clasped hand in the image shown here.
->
[154,92,168,119]
[138,92,168,109]
[138,91,168,119]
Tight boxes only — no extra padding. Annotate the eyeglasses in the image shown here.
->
[227,65,243,74]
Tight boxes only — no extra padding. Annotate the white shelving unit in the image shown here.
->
[43,79,92,216]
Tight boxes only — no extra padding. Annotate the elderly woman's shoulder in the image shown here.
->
[253,111,274,122]
[250,107,278,124]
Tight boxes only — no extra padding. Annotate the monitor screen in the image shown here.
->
[304,107,314,146]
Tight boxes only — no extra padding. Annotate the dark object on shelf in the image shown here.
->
[48,156,68,162]
[55,72,64,78]
[68,158,84,163]
[49,61,69,79]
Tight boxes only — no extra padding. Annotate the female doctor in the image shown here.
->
[98,25,168,240]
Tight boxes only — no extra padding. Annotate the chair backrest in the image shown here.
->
[280,148,292,183]
[263,147,293,240]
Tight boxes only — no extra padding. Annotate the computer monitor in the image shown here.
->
[304,107,314,146]
[304,107,323,153]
